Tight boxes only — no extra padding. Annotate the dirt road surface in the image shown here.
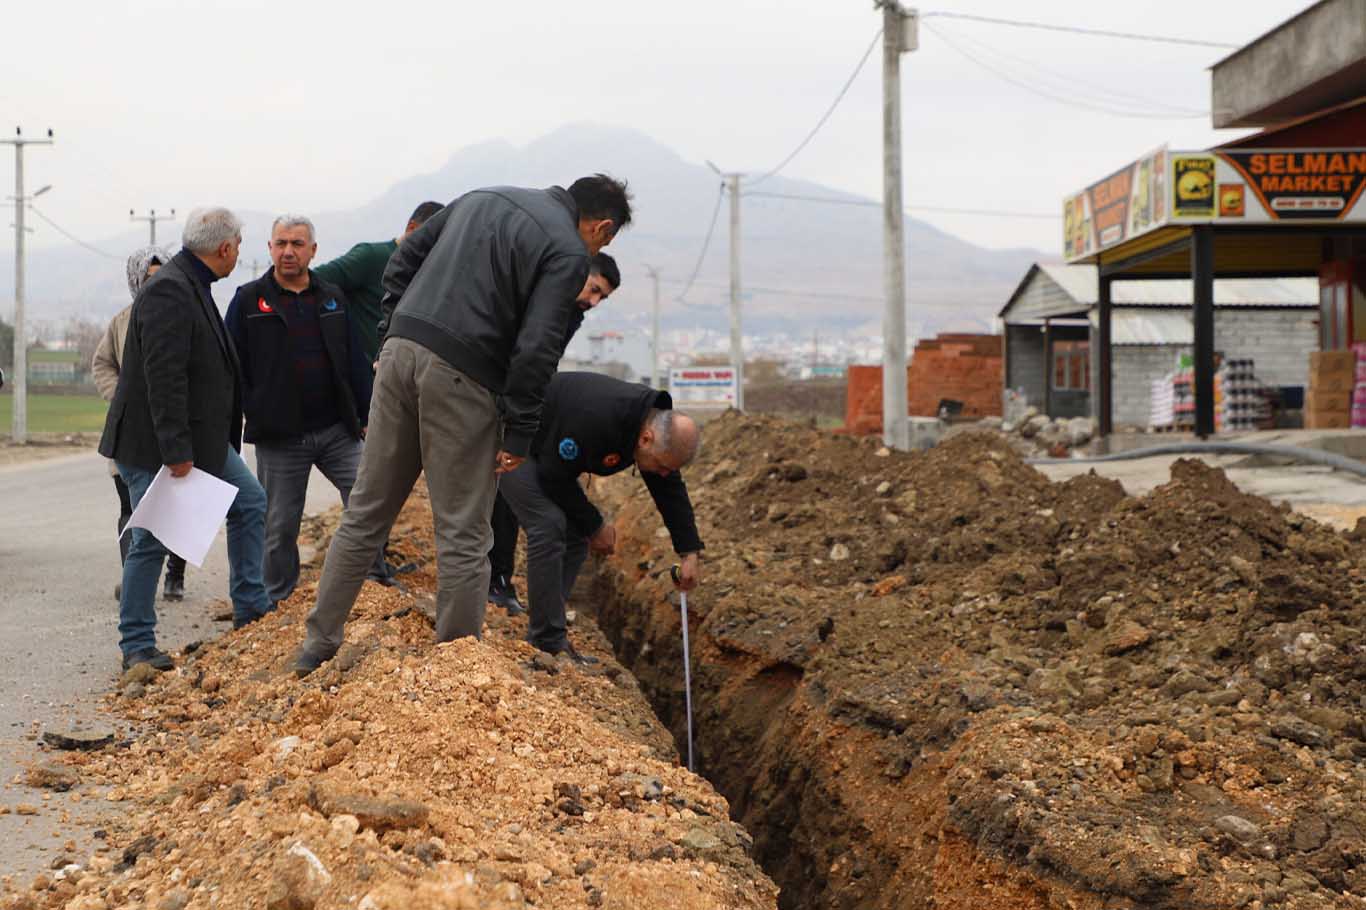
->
[0,448,342,878]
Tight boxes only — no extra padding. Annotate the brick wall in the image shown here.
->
[843,334,1003,434]
[907,334,1003,418]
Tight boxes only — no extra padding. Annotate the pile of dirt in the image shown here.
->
[0,486,777,910]
[589,411,1366,909]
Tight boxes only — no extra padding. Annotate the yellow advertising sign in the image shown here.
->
[1063,146,1366,262]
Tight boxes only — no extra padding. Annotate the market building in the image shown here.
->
[1057,0,1366,437]
[1000,264,1317,426]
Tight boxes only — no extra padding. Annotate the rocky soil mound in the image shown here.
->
[590,412,1366,910]
[0,487,777,910]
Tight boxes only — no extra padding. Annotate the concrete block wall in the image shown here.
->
[1093,310,1317,428]
[1213,309,1317,388]
[1110,345,1185,427]
[1005,325,1046,408]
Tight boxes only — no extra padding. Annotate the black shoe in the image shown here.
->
[113,583,121,602]
[121,648,174,672]
[365,564,397,587]
[489,575,526,617]
[162,575,185,601]
[551,641,598,666]
[233,605,274,630]
[293,649,331,679]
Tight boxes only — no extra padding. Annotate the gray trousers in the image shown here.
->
[302,338,499,657]
[497,459,589,653]
[255,421,381,606]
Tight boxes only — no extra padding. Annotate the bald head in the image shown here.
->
[635,409,701,477]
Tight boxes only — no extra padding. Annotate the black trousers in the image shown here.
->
[489,492,520,581]
[496,461,589,653]
[115,475,184,579]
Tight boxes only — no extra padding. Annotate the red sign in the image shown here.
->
[1219,150,1366,220]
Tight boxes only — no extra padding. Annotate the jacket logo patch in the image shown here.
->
[324,299,338,311]
[602,453,621,468]
[558,437,580,461]
[257,297,273,313]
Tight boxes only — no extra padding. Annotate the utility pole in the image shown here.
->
[877,1,917,450]
[707,162,746,411]
[644,264,662,388]
[130,208,175,246]
[3,127,54,445]
[726,173,744,411]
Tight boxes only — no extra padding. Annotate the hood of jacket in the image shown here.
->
[125,245,175,299]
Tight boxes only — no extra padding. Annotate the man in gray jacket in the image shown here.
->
[296,175,632,676]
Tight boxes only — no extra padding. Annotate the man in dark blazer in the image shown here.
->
[98,206,270,671]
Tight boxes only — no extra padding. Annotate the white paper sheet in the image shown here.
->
[119,466,238,568]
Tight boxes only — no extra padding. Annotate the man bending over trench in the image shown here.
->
[498,371,704,664]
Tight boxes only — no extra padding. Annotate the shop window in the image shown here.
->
[1053,341,1090,391]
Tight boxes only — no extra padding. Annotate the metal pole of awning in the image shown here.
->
[1191,226,1216,439]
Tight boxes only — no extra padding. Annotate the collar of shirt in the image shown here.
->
[267,267,313,297]
[181,248,220,288]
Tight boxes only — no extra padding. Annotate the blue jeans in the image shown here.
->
[117,448,270,657]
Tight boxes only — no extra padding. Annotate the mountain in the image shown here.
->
[1,123,1046,359]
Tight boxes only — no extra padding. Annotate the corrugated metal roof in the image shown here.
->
[1038,263,1318,308]
[1088,309,1194,345]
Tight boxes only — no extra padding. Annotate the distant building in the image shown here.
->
[27,348,84,386]
[1000,264,1317,426]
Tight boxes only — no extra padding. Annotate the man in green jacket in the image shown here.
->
[314,200,444,363]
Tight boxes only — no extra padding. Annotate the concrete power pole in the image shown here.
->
[2,127,54,445]
[644,264,662,388]
[707,162,746,411]
[878,1,917,450]
[727,173,744,411]
[130,208,176,246]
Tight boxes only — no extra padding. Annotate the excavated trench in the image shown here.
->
[580,413,1366,910]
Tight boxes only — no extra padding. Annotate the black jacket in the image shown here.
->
[224,268,373,445]
[531,372,704,555]
[98,250,243,476]
[377,186,589,456]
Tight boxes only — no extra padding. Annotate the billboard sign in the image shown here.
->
[1065,147,1366,262]
[669,367,738,409]
[1064,146,1167,260]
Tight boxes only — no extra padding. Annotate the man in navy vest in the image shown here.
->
[225,215,375,610]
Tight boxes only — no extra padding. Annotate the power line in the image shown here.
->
[746,27,883,188]
[925,22,1209,119]
[920,10,1238,49]
[934,21,1208,116]
[27,205,122,260]
[743,190,1060,219]
[674,182,725,302]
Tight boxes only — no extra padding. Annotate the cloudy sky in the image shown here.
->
[3,0,1309,257]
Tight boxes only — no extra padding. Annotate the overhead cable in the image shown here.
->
[743,190,1060,219]
[935,21,1209,115]
[920,11,1238,49]
[27,205,122,260]
[746,28,883,188]
[925,22,1209,119]
[674,183,726,303]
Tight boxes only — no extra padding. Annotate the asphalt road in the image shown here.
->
[0,447,343,878]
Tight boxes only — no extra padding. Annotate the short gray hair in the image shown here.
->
[271,214,315,242]
[647,409,701,465]
[182,207,243,255]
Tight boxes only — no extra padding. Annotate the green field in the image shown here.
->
[0,393,109,435]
